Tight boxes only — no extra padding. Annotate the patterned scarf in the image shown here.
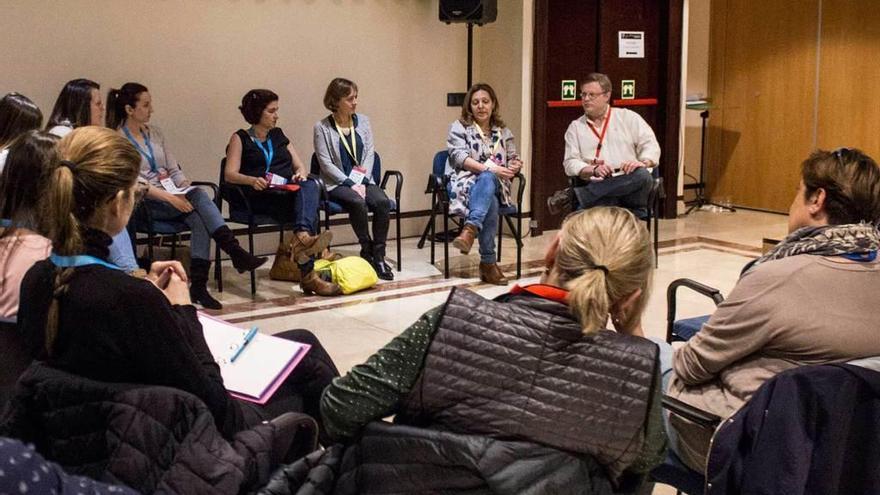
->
[743,222,880,275]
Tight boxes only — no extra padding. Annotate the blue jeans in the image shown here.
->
[649,337,683,457]
[248,179,321,234]
[465,172,500,264]
[144,188,226,261]
[109,229,139,272]
[573,167,653,218]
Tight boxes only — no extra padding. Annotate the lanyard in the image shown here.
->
[50,253,122,271]
[474,124,502,158]
[0,219,10,228]
[586,106,612,158]
[840,251,878,262]
[122,126,159,173]
[248,129,274,174]
[334,120,359,165]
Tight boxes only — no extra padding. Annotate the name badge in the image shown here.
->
[265,172,288,186]
[348,166,367,184]
[160,177,178,192]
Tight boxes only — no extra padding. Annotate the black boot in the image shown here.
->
[190,258,222,309]
[359,241,373,264]
[372,242,394,281]
[211,225,268,273]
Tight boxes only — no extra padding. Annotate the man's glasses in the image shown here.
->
[580,91,608,101]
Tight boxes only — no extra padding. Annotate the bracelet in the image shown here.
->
[592,166,599,177]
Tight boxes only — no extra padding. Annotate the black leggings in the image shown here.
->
[238,329,339,442]
[327,184,392,251]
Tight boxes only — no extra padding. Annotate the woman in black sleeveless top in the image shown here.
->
[224,89,339,296]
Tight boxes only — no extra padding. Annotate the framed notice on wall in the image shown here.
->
[618,31,644,58]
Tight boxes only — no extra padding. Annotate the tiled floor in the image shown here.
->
[203,208,789,494]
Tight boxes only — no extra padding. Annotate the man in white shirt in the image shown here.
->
[563,73,661,218]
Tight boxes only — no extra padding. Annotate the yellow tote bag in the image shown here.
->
[314,256,378,295]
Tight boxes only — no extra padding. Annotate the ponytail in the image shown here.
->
[554,207,653,334]
[41,126,141,355]
[105,82,148,130]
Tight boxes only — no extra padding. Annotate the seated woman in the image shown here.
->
[46,78,140,274]
[447,83,524,285]
[322,207,665,483]
[0,92,42,173]
[18,126,339,444]
[0,131,56,319]
[107,82,268,309]
[663,148,880,472]
[226,89,337,296]
[313,78,394,280]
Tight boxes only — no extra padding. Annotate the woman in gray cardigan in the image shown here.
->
[313,78,393,280]
[447,83,523,285]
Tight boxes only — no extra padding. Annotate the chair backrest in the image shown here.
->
[432,150,449,178]
[0,319,31,408]
[219,157,228,186]
[371,152,382,184]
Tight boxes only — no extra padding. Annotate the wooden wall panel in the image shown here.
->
[707,0,819,212]
[816,0,880,158]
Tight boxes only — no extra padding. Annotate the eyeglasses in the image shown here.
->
[580,91,608,101]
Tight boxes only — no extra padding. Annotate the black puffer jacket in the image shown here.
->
[400,288,660,479]
[259,421,643,495]
[0,363,314,494]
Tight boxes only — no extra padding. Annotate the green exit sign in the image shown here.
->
[621,80,636,99]
[561,80,577,101]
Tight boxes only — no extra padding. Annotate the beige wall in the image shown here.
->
[1,0,536,246]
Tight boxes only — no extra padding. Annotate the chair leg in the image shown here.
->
[417,199,435,250]
[497,212,503,262]
[430,194,437,265]
[516,214,522,279]
[248,224,256,297]
[500,215,524,279]
[147,232,154,263]
[443,207,450,279]
[215,241,223,292]
[396,211,402,271]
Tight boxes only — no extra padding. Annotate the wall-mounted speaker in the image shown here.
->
[439,0,497,25]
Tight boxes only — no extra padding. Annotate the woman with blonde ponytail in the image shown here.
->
[321,207,664,486]
[18,126,338,443]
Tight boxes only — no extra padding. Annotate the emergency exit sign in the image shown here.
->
[561,80,577,100]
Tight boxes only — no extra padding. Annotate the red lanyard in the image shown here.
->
[586,107,612,158]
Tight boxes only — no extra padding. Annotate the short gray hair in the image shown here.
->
[582,73,612,94]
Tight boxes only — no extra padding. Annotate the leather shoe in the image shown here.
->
[479,262,508,285]
[373,258,394,280]
[300,270,341,296]
[291,230,333,264]
[452,223,479,255]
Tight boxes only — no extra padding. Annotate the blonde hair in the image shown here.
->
[41,126,140,355]
[44,126,141,255]
[555,207,653,333]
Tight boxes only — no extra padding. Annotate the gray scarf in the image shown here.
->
[743,222,880,275]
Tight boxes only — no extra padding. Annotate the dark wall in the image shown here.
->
[531,0,682,233]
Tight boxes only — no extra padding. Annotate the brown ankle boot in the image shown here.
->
[300,270,341,296]
[291,231,333,264]
[452,224,479,254]
[479,262,509,285]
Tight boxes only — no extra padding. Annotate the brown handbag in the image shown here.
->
[269,234,302,282]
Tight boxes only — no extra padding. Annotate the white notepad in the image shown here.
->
[198,313,311,404]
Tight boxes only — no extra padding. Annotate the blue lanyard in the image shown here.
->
[49,253,122,271]
[122,126,159,173]
[840,251,878,262]
[0,219,10,228]
[249,129,274,174]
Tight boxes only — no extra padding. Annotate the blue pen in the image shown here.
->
[229,327,258,363]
